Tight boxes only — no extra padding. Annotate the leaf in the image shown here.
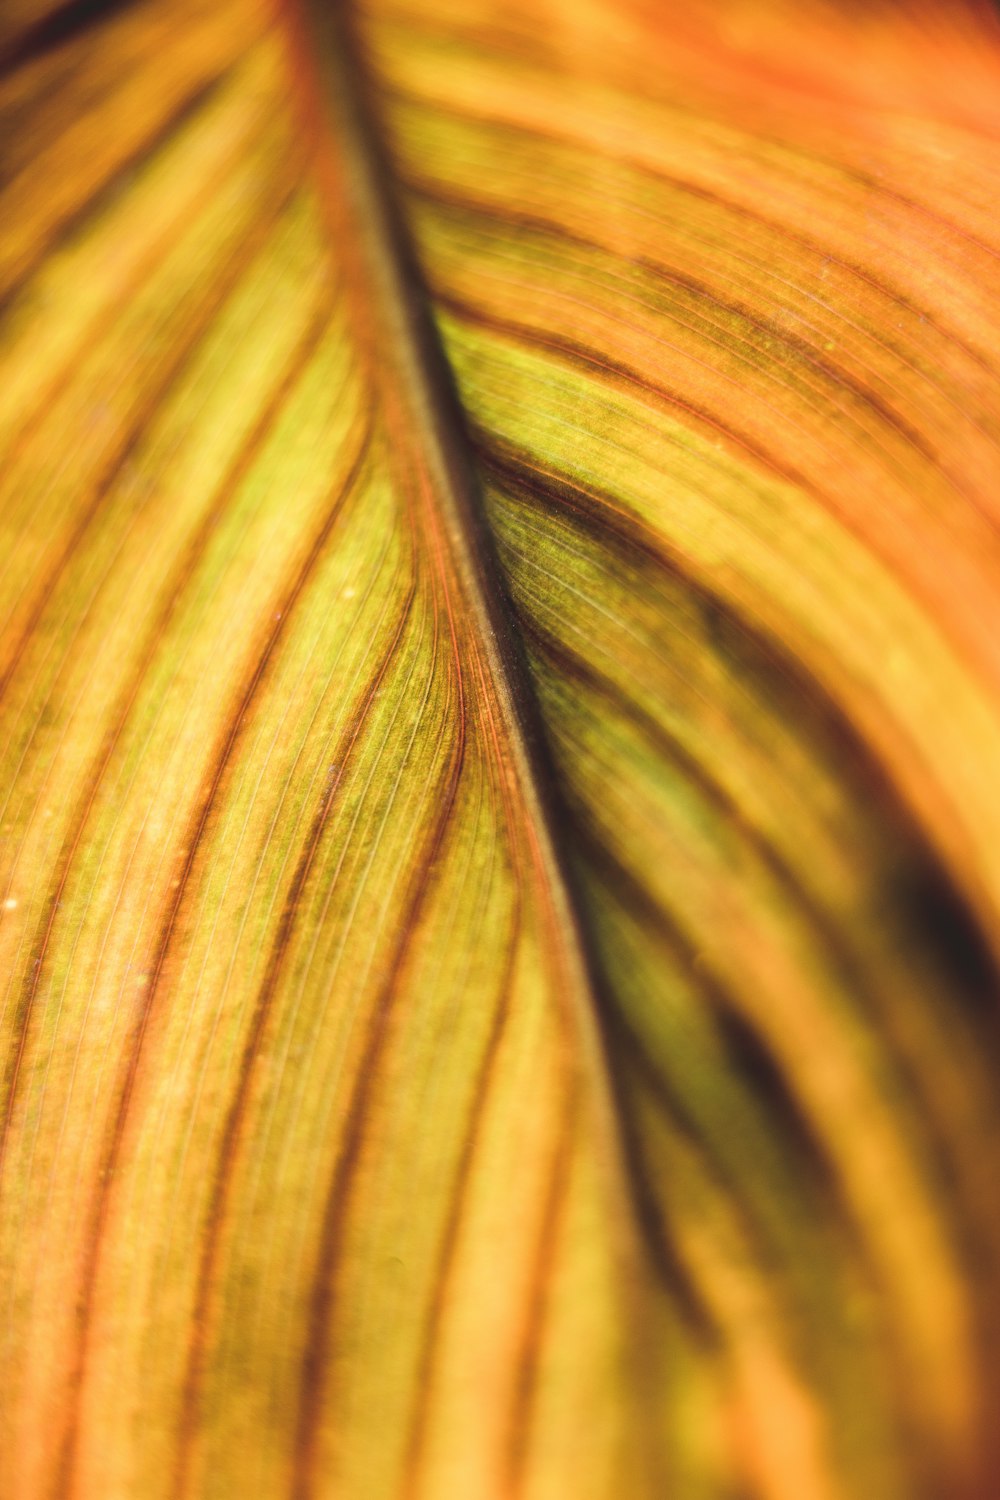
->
[2,1,1000,1496]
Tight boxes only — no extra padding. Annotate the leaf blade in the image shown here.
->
[3,1,1000,1496]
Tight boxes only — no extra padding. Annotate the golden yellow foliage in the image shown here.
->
[3,1,1000,1495]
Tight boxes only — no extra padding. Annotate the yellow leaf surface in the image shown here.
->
[3,1,1000,1496]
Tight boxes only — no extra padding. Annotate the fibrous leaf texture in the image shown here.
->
[3,0,1000,1495]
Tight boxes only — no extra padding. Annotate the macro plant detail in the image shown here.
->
[2,0,1000,1496]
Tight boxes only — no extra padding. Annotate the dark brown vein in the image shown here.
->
[381,84,1000,383]
[411,183,971,486]
[383,56,1000,262]
[0,0,142,77]
[173,497,417,1500]
[53,402,372,1500]
[485,461,1000,1349]
[0,225,333,1188]
[479,439,1000,998]
[2,74,283,487]
[432,294,1000,655]
[282,0,672,1481]
[400,862,522,1498]
[433,288,820,496]
[504,1095,576,1496]
[0,54,247,312]
[0,167,300,704]
[290,592,465,1500]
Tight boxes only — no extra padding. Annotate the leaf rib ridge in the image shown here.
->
[284,0,675,1471]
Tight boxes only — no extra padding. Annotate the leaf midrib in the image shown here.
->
[285,0,672,1457]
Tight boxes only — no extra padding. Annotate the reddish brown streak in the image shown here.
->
[478,439,1000,973]
[433,289,820,498]
[504,1096,576,1496]
[383,64,1000,264]
[2,75,284,487]
[479,443,1000,1268]
[385,87,1000,382]
[0,165,300,703]
[436,288,1000,596]
[0,55,251,313]
[528,617,1000,1408]
[279,5,684,1494]
[497,483,1000,1466]
[0,0,137,76]
[173,500,418,1500]
[410,181,981,484]
[290,571,468,1500]
[399,853,522,1499]
[0,271,336,1193]
[51,406,373,1500]
[532,603,1000,1069]
[476,428,1000,830]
